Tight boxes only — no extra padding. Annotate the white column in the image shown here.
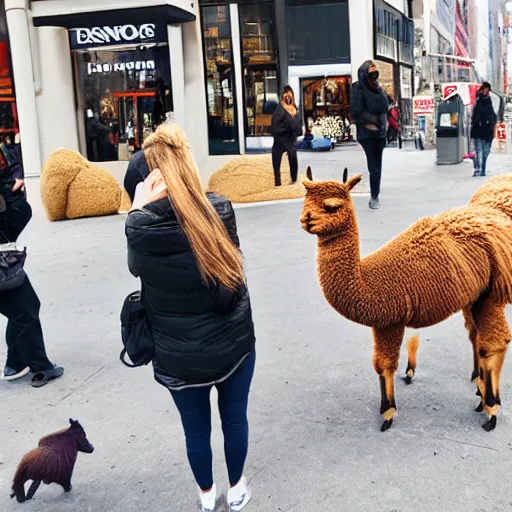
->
[35,27,79,163]
[348,0,374,82]
[423,0,431,54]
[182,6,210,183]
[5,0,41,177]
[168,24,186,127]
[229,3,245,155]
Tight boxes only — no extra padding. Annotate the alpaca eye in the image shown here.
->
[323,199,343,212]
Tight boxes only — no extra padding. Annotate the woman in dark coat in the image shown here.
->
[471,82,497,177]
[350,60,390,209]
[125,124,255,512]
[270,85,303,186]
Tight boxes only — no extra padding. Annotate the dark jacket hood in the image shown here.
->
[358,60,374,85]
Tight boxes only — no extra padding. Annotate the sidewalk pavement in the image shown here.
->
[1,147,512,512]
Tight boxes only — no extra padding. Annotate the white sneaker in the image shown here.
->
[227,476,251,511]
[198,483,217,512]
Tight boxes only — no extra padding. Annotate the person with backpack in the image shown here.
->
[471,82,497,177]
[350,61,389,210]
[0,171,64,386]
[125,123,256,512]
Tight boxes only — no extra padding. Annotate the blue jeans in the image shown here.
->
[474,138,492,175]
[170,352,256,491]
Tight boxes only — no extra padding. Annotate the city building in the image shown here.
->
[7,0,413,180]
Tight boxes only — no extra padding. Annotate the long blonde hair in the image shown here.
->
[142,123,244,291]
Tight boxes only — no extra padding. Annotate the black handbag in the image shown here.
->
[0,242,26,291]
[120,290,154,368]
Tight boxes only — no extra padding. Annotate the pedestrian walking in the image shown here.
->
[125,123,256,512]
[350,61,389,209]
[0,173,63,386]
[471,82,497,177]
[270,85,302,187]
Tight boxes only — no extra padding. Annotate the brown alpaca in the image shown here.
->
[10,419,94,502]
[301,167,512,432]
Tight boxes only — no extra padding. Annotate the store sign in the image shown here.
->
[413,96,435,115]
[70,24,166,49]
[442,83,480,106]
[87,60,155,75]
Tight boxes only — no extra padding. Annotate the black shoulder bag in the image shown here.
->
[0,241,26,291]
[120,289,154,368]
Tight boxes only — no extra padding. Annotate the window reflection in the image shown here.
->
[239,2,279,138]
[202,6,239,155]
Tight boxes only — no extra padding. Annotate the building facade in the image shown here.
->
[7,0,412,181]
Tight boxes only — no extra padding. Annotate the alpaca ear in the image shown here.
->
[69,418,76,425]
[306,166,313,181]
[342,168,348,184]
[346,174,363,191]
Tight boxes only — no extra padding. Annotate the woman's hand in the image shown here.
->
[131,169,167,210]
[12,179,25,192]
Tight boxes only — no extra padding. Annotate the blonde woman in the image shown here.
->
[126,124,256,512]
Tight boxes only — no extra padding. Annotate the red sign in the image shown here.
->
[496,123,507,142]
[413,96,435,114]
[442,83,481,106]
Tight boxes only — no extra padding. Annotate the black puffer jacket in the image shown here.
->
[350,61,389,141]
[471,93,497,141]
[125,193,255,390]
[270,103,303,150]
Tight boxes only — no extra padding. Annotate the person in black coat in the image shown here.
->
[471,82,497,177]
[350,60,390,209]
[0,171,63,386]
[123,149,150,203]
[270,85,303,186]
[125,123,255,512]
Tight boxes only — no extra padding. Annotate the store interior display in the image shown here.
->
[202,6,239,155]
[73,42,172,162]
[302,76,353,143]
[239,2,279,138]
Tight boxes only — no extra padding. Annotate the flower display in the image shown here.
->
[314,116,344,140]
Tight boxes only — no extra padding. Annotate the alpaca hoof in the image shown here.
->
[380,418,393,432]
[403,376,412,385]
[475,401,484,412]
[65,484,72,493]
[482,416,497,432]
[476,388,481,397]
[471,370,479,382]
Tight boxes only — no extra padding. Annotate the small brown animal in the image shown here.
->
[10,419,94,502]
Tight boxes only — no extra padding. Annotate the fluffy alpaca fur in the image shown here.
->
[301,168,512,432]
[40,149,128,221]
[10,419,94,502]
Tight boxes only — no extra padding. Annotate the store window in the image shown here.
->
[239,2,279,139]
[71,24,172,162]
[201,6,239,155]
[287,0,350,65]
[301,76,352,143]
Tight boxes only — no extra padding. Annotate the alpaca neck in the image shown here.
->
[317,216,375,325]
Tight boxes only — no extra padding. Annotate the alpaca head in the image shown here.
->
[300,167,362,236]
[69,419,94,453]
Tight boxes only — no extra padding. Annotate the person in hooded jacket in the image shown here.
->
[270,85,303,187]
[350,61,390,209]
[125,123,256,512]
[471,82,497,177]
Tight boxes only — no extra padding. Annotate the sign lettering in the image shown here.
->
[72,24,157,47]
[87,60,156,75]
[413,96,435,115]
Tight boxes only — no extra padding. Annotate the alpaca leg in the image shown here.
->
[373,325,404,432]
[26,480,41,500]
[473,302,510,431]
[463,307,479,382]
[404,334,419,385]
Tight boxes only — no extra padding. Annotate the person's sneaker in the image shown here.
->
[473,171,481,177]
[3,366,30,381]
[198,483,217,512]
[227,477,251,511]
[369,197,381,210]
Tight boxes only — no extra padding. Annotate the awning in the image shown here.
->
[32,4,195,29]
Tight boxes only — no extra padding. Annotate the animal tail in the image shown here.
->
[10,466,27,503]
[404,334,420,385]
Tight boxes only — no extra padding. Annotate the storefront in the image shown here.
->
[70,23,173,162]
[374,0,414,123]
